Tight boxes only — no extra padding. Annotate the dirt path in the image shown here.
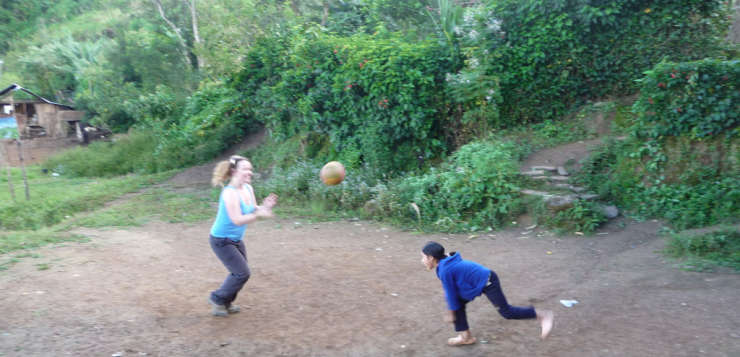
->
[521,138,604,172]
[0,214,738,356]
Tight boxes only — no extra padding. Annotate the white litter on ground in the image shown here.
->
[560,299,579,307]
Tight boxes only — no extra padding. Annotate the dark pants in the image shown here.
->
[454,271,537,331]
[209,235,251,306]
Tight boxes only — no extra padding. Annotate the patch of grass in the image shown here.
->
[491,102,604,160]
[35,263,50,270]
[0,230,89,254]
[664,228,740,272]
[268,197,362,223]
[612,103,637,133]
[0,167,175,230]
[0,258,19,271]
[13,252,41,259]
[0,183,216,262]
[64,187,216,229]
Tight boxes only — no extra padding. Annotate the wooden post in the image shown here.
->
[1,144,16,203]
[16,139,30,201]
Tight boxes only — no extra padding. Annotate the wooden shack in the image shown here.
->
[0,84,85,140]
[0,84,109,166]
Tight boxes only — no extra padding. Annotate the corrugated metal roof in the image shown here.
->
[0,84,74,110]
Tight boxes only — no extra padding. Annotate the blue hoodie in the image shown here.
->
[436,252,491,311]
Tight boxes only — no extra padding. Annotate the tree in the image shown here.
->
[150,0,203,71]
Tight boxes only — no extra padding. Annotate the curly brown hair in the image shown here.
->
[211,155,249,187]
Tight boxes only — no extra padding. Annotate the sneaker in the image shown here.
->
[226,304,241,314]
[447,335,477,346]
[208,297,228,317]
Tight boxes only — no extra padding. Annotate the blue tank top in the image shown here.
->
[210,185,256,241]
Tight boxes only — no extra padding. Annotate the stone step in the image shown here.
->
[530,165,557,172]
[529,175,570,181]
[521,190,617,219]
[520,170,546,176]
[557,166,569,176]
[520,189,552,197]
[552,183,586,193]
[578,193,599,201]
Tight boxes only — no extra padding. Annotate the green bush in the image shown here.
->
[632,59,739,139]
[390,140,522,232]
[625,178,739,230]
[43,130,158,177]
[253,138,522,232]
[534,199,607,234]
[48,82,263,177]
[576,139,739,230]
[143,83,260,172]
[231,30,456,173]
[575,59,739,230]
[463,0,731,123]
[254,160,381,220]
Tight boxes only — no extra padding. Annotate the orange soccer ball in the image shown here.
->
[320,161,346,186]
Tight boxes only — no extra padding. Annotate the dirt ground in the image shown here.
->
[1,207,739,356]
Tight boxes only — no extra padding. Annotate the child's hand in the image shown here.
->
[444,310,456,323]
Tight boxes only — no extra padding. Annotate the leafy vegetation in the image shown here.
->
[0,0,736,251]
[633,59,739,139]
[4,0,732,177]
[532,199,607,234]
[253,138,523,233]
[231,30,456,173]
[576,58,739,230]
[473,0,732,122]
[665,228,740,271]
[43,130,158,176]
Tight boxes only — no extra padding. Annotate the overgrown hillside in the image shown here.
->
[2,1,738,264]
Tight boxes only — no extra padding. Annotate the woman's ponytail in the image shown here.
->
[211,161,232,187]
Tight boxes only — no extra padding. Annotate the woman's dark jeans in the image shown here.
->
[209,235,251,306]
[454,271,537,331]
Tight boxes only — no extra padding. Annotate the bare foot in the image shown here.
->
[447,334,477,346]
[538,310,554,339]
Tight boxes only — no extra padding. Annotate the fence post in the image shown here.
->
[1,144,16,203]
[16,139,30,201]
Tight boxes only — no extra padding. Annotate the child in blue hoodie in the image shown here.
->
[421,241,554,346]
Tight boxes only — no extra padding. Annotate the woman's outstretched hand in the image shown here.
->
[255,206,274,218]
[262,193,278,209]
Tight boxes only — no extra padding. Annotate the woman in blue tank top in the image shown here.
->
[207,155,278,317]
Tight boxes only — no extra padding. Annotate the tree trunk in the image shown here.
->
[185,0,205,69]
[290,0,301,16]
[321,1,329,27]
[151,0,199,70]
[729,0,740,44]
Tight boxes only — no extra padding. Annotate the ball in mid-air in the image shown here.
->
[320,161,345,185]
